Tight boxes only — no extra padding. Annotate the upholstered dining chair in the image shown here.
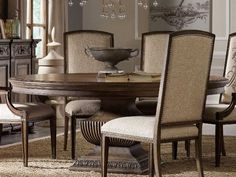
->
[64,30,114,159]
[203,32,236,167]
[135,31,190,160]
[0,87,56,167]
[136,31,171,116]
[101,30,215,177]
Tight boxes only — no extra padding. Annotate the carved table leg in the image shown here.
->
[70,144,148,174]
[70,98,149,174]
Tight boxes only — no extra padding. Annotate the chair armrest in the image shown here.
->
[0,88,26,118]
[216,93,236,120]
[0,90,8,95]
[0,86,11,95]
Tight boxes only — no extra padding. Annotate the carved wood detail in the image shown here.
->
[0,45,10,58]
[12,44,31,58]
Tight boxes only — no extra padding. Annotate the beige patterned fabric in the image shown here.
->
[65,100,101,116]
[0,103,55,122]
[221,35,236,103]
[101,116,198,142]
[204,104,236,122]
[160,34,214,124]
[142,33,170,73]
[65,32,112,73]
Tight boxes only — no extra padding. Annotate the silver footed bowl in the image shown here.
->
[85,47,139,72]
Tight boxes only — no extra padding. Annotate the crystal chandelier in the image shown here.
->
[68,0,158,20]
[68,0,88,7]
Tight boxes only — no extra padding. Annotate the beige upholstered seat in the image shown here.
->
[65,100,101,116]
[102,116,198,142]
[0,89,56,167]
[63,30,114,159]
[101,30,215,177]
[203,33,236,167]
[0,103,54,121]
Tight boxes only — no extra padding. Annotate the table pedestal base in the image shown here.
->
[70,144,148,174]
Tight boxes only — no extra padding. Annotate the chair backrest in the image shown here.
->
[64,30,114,73]
[141,31,172,73]
[155,30,215,128]
[220,33,236,103]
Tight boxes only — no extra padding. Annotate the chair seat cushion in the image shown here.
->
[136,100,157,115]
[204,104,236,123]
[101,116,198,142]
[0,103,55,122]
[65,100,101,116]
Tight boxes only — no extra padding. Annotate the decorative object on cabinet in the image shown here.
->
[38,27,64,74]
[0,19,6,39]
[38,27,64,126]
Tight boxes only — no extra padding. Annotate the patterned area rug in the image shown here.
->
[0,132,236,177]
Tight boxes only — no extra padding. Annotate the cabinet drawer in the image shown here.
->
[11,44,32,58]
[0,45,10,58]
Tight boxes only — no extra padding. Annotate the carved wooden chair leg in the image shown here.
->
[21,122,26,166]
[154,142,162,177]
[63,115,69,151]
[71,115,77,159]
[185,140,191,158]
[22,121,29,167]
[221,125,226,156]
[172,141,178,160]
[215,123,222,167]
[195,137,204,177]
[50,117,57,159]
[101,135,109,177]
[149,144,154,177]
[0,124,2,143]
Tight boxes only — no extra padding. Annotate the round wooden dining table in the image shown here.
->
[9,73,229,174]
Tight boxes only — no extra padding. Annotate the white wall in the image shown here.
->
[81,0,236,135]
[67,2,83,31]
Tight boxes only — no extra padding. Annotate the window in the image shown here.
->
[26,0,48,58]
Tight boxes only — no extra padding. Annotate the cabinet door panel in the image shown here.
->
[14,59,31,75]
[0,61,9,87]
[12,59,31,102]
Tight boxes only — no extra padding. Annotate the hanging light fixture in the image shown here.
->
[137,0,158,9]
[68,0,158,20]
[68,0,88,7]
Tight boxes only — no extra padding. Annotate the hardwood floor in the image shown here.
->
[0,122,64,146]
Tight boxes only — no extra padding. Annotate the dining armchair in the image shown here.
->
[203,32,236,167]
[101,30,215,177]
[0,87,56,167]
[63,30,114,159]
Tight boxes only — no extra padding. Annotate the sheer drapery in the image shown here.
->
[25,0,66,56]
[48,0,66,55]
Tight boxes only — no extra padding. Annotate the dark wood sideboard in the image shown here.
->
[0,39,39,131]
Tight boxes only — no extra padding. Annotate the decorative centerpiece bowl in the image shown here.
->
[85,47,139,73]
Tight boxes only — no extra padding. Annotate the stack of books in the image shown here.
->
[98,71,161,82]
